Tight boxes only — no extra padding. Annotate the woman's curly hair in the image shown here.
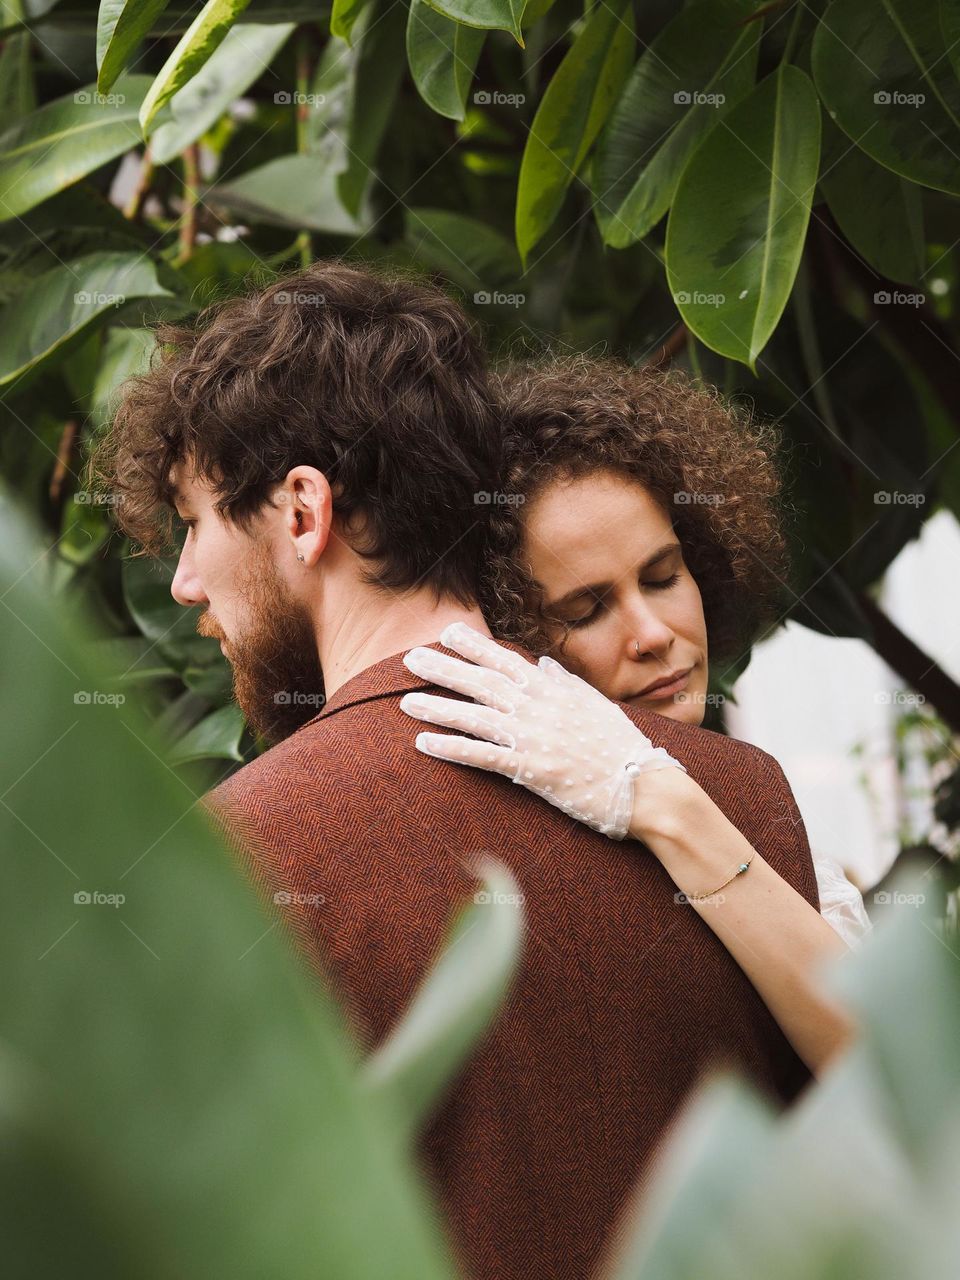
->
[479,354,792,666]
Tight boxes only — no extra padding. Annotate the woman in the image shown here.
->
[399,354,871,1078]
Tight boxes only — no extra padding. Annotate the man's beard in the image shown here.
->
[198,542,326,746]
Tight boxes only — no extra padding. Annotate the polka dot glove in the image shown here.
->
[400,623,686,840]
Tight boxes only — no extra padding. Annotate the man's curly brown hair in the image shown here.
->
[478,355,792,666]
[86,260,499,605]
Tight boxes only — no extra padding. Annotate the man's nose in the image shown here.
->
[170,552,208,608]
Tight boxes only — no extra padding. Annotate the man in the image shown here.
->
[92,262,821,1280]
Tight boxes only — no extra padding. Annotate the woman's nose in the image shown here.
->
[621,596,674,658]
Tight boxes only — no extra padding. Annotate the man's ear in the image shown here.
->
[284,466,333,565]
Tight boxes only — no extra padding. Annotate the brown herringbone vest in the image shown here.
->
[205,640,819,1280]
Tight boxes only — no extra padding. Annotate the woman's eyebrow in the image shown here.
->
[549,541,681,610]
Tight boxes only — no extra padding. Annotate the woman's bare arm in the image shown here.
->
[629,768,860,1076]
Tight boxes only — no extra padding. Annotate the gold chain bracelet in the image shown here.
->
[686,850,756,904]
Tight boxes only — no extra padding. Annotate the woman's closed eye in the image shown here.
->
[567,572,682,630]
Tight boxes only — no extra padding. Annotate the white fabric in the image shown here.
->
[400,625,876,947]
[400,623,686,840]
[812,853,874,948]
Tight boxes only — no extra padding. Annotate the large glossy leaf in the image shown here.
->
[210,153,369,234]
[0,74,152,222]
[594,0,760,248]
[0,497,460,1280]
[824,883,958,1178]
[88,325,156,431]
[303,0,406,218]
[819,117,925,285]
[666,65,821,371]
[406,0,485,122]
[149,20,295,164]
[364,858,523,1139]
[139,0,254,135]
[96,0,170,94]
[121,551,221,670]
[515,0,634,266]
[605,1076,778,1280]
[0,252,173,390]
[423,0,525,42]
[405,207,522,293]
[0,29,36,119]
[330,0,370,42]
[168,702,247,763]
[944,0,960,83]
[811,0,960,197]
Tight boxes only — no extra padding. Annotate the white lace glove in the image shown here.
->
[399,622,686,840]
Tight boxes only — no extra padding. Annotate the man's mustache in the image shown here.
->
[197,612,225,643]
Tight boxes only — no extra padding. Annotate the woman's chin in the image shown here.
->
[626,694,705,728]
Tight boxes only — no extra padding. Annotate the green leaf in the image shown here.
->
[515,0,634,266]
[96,0,170,94]
[85,635,179,684]
[819,117,925,285]
[0,497,460,1280]
[364,859,523,1139]
[605,1076,777,1280]
[824,884,957,1176]
[122,552,221,669]
[811,0,960,197]
[422,0,525,43]
[406,0,485,122]
[406,207,522,293]
[665,65,821,371]
[301,0,406,219]
[139,0,255,135]
[88,325,157,431]
[330,0,370,43]
[210,153,370,234]
[149,21,295,164]
[0,74,152,222]
[168,702,247,764]
[594,0,760,249]
[0,30,36,120]
[944,0,960,83]
[0,252,173,390]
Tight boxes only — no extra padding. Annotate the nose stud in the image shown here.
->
[635,640,641,659]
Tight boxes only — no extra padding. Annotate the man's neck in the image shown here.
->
[319,592,491,700]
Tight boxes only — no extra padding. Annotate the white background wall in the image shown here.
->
[727,510,960,892]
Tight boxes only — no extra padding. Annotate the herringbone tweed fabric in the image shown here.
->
[204,639,820,1280]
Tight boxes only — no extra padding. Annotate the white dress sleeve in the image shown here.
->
[813,853,873,949]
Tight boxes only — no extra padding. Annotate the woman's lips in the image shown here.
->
[632,668,692,701]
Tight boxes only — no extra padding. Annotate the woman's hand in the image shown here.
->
[400,622,688,840]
